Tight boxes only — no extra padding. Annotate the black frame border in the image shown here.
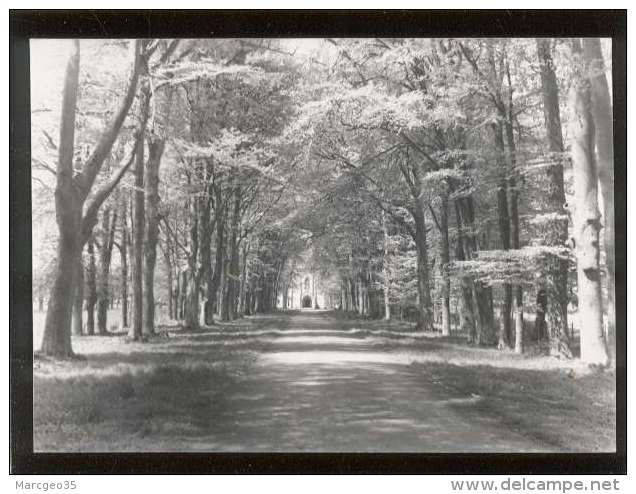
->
[9,9,627,475]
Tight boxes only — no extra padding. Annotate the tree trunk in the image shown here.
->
[130,128,146,341]
[228,243,240,319]
[569,49,609,366]
[439,193,451,336]
[313,273,319,310]
[536,38,572,357]
[199,175,214,325]
[220,256,230,321]
[72,256,84,336]
[161,238,173,321]
[142,136,166,335]
[97,208,117,334]
[383,288,391,320]
[413,202,433,330]
[167,267,173,320]
[503,119,524,351]
[454,200,477,338]
[381,211,391,320]
[184,269,200,330]
[458,196,494,344]
[40,40,82,358]
[259,277,269,313]
[218,219,231,320]
[178,270,187,320]
[255,278,263,314]
[96,209,110,335]
[239,243,248,316]
[349,277,357,313]
[43,224,81,356]
[475,287,495,345]
[85,239,97,335]
[535,287,547,344]
[184,188,201,330]
[244,285,252,316]
[171,277,177,320]
[120,204,129,329]
[583,38,615,365]
[42,40,143,357]
[129,66,151,339]
[210,194,226,316]
[227,186,241,320]
[492,123,513,348]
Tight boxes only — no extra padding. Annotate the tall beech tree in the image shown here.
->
[492,122,513,349]
[130,51,152,341]
[583,38,615,364]
[117,198,130,329]
[97,207,117,334]
[569,40,609,366]
[41,39,145,357]
[71,257,84,336]
[85,238,97,335]
[535,38,571,357]
[129,40,180,337]
[459,39,524,350]
[40,40,82,356]
[142,135,166,335]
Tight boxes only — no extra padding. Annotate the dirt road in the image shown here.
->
[175,310,553,452]
[35,310,565,452]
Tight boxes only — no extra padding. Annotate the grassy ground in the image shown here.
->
[33,310,615,452]
[407,358,615,452]
[32,306,171,350]
[33,321,264,451]
[331,314,615,451]
[335,317,615,451]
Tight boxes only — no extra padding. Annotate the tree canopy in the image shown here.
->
[32,37,615,367]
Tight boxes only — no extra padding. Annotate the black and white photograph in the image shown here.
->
[9,9,626,476]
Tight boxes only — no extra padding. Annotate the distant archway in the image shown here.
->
[302,295,312,308]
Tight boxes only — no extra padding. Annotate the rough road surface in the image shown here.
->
[35,310,563,452]
[171,310,553,452]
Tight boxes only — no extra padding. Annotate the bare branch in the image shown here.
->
[32,157,57,176]
[160,216,189,256]
[76,39,144,200]
[428,202,442,232]
[399,131,440,171]
[41,129,58,150]
[80,148,136,244]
